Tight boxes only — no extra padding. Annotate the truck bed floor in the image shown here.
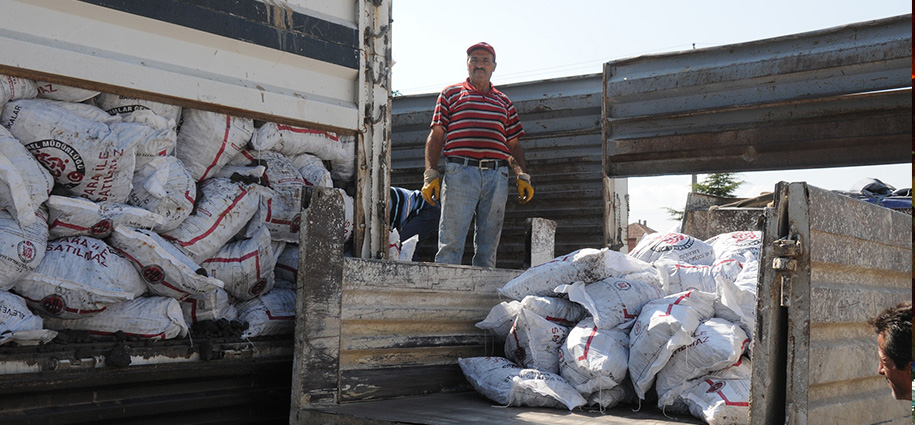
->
[297,391,704,425]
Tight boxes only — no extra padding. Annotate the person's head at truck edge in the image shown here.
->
[867,301,912,400]
[466,42,496,92]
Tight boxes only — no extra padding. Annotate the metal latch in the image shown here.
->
[772,237,801,307]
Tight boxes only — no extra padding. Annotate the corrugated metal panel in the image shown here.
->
[604,14,912,177]
[392,74,607,269]
[0,0,364,132]
[337,259,517,402]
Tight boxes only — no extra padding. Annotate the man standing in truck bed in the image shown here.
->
[421,42,534,268]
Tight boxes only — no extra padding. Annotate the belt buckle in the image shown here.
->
[479,159,495,169]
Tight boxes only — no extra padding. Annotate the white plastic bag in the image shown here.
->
[2,99,140,202]
[706,231,762,262]
[236,288,296,338]
[457,356,587,410]
[275,244,298,283]
[629,232,715,266]
[519,295,587,328]
[628,290,716,399]
[0,207,48,291]
[475,300,522,341]
[655,318,749,408]
[108,226,225,300]
[498,248,657,300]
[175,109,253,181]
[96,93,182,123]
[329,134,356,182]
[42,296,189,340]
[504,309,569,374]
[179,288,237,326]
[555,277,665,331]
[0,75,37,108]
[251,122,345,161]
[290,153,333,188]
[36,81,99,102]
[715,253,759,342]
[13,236,146,319]
[161,178,260,263]
[655,258,744,295]
[0,290,44,335]
[47,195,163,239]
[682,378,750,425]
[128,156,196,233]
[201,225,276,301]
[558,316,630,395]
[0,126,53,227]
[238,151,308,243]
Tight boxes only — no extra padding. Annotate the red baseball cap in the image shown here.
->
[467,42,496,60]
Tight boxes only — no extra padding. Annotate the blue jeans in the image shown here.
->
[435,161,509,267]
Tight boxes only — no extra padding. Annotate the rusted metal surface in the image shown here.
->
[604,14,912,177]
[391,74,611,268]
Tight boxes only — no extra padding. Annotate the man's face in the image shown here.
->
[466,49,496,84]
[876,333,911,400]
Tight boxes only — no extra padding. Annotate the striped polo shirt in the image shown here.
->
[430,79,525,161]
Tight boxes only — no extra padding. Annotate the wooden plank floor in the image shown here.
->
[296,391,705,425]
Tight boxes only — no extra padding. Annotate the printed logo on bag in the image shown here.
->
[24,140,85,188]
[41,295,66,316]
[651,233,694,252]
[105,105,151,115]
[142,265,165,284]
[250,279,268,296]
[706,381,725,393]
[615,281,631,290]
[730,231,760,245]
[90,219,113,235]
[17,240,36,263]
[290,214,301,233]
[633,321,643,336]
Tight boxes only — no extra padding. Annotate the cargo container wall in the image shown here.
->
[0,1,393,423]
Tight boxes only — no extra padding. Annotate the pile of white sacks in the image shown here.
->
[0,76,355,345]
[462,230,761,425]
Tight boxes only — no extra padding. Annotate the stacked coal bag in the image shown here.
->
[465,231,761,424]
[0,75,357,345]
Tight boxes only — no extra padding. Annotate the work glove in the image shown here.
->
[421,169,440,205]
[517,173,533,204]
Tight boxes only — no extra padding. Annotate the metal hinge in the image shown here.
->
[772,233,801,307]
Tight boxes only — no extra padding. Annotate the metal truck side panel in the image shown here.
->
[771,183,911,425]
[603,14,912,177]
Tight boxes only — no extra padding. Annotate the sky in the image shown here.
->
[389,0,912,232]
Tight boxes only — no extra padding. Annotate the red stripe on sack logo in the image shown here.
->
[200,115,232,180]
[577,325,599,361]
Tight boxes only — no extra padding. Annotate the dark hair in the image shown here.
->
[867,301,912,370]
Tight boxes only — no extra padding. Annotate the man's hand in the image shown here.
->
[517,173,533,204]
[422,169,440,205]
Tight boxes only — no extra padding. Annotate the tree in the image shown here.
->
[691,173,744,198]
[665,173,745,221]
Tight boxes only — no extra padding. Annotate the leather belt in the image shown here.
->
[446,156,508,169]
